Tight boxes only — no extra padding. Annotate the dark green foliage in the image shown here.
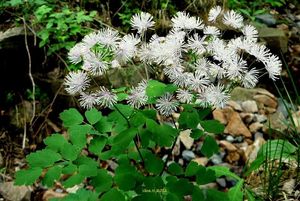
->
[15,105,243,200]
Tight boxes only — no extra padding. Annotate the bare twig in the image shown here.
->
[22,123,26,149]
[22,17,36,126]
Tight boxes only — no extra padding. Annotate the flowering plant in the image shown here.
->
[15,7,281,201]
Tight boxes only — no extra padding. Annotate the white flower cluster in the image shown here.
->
[64,9,282,116]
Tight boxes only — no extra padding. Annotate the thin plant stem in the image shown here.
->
[22,17,36,126]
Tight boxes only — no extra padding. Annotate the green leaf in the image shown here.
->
[206,189,229,201]
[90,169,113,193]
[27,149,61,168]
[185,161,200,177]
[190,129,204,140]
[85,108,102,125]
[228,180,244,201]
[207,166,241,181]
[146,119,178,147]
[245,188,257,201]
[62,163,77,174]
[130,112,146,127]
[132,193,163,201]
[200,135,219,158]
[68,125,92,148]
[88,136,107,156]
[145,152,164,175]
[192,187,205,201]
[197,108,212,120]
[179,107,200,129]
[15,167,42,185]
[61,142,81,161]
[196,166,216,185]
[74,156,99,168]
[146,80,167,98]
[94,116,113,133]
[166,178,193,198]
[100,189,125,201]
[79,164,97,177]
[60,108,83,127]
[258,139,296,159]
[168,162,183,175]
[143,176,164,190]
[42,166,62,187]
[44,134,67,151]
[114,164,137,190]
[112,128,137,152]
[63,173,85,188]
[200,120,225,134]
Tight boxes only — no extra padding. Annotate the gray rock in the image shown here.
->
[182,150,196,161]
[254,132,264,140]
[216,178,227,188]
[225,135,235,143]
[258,27,288,53]
[277,98,294,118]
[210,154,223,165]
[255,114,267,123]
[256,14,277,26]
[0,182,31,201]
[241,100,258,113]
[235,136,244,143]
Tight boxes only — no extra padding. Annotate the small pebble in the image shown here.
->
[210,154,223,165]
[216,178,227,188]
[182,150,196,161]
[235,136,244,143]
[255,114,267,123]
[254,132,264,140]
[225,135,235,142]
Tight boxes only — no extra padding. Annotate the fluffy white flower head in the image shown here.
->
[64,71,90,95]
[131,12,155,34]
[208,6,222,22]
[171,12,203,31]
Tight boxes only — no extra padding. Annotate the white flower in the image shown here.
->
[111,59,121,68]
[68,43,87,64]
[127,80,148,108]
[97,86,117,108]
[116,34,140,62]
[242,68,259,88]
[247,44,271,62]
[200,84,230,108]
[242,25,258,40]
[127,89,148,109]
[176,89,194,103]
[171,72,193,88]
[203,26,221,36]
[189,73,210,91]
[208,6,222,22]
[194,58,210,77]
[186,34,207,54]
[64,71,90,95]
[223,56,248,79]
[82,32,99,48]
[82,52,109,76]
[264,55,282,80]
[131,12,155,34]
[97,28,120,48]
[171,12,203,31]
[79,92,99,109]
[223,10,243,29]
[156,93,179,116]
